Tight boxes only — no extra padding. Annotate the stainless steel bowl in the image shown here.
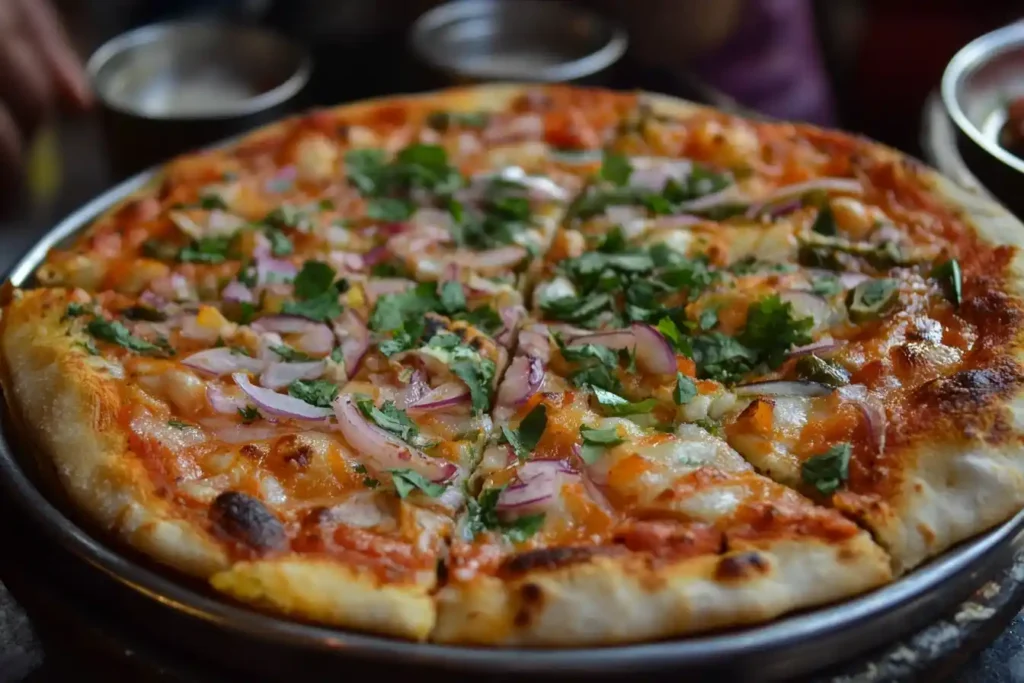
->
[409,0,627,84]
[941,21,1024,215]
[87,20,312,178]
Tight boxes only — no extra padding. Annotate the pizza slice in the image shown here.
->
[0,286,506,639]
[434,336,890,645]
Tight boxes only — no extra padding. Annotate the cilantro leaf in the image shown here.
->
[601,151,633,186]
[589,387,658,416]
[451,357,496,415]
[357,399,427,446]
[811,204,838,236]
[579,425,624,464]
[287,379,339,408]
[292,260,337,300]
[179,236,233,264]
[455,305,503,335]
[811,275,843,297]
[367,197,415,222]
[439,280,467,314]
[691,333,757,383]
[63,302,91,319]
[269,344,312,362]
[281,292,342,322]
[739,295,814,370]
[86,319,167,355]
[698,307,719,331]
[389,468,445,499]
[238,406,260,423]
[465,486,545,543]
[265,228,293,257]
[931,259,962,308]
[801,442,851,495]
[370,282,439,332]
[264,204,313,232]
[501,404,547,460]
[503,514,546,543]
[674,373,697,405]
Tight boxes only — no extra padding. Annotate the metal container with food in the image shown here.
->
[941,21,1024,216]
[87,20,311,179]
[409,0,627,85]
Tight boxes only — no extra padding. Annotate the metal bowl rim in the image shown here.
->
[941,21,1024,175]
[408,0,628,83]
[86,19,313,122]
[2,108,1023,673]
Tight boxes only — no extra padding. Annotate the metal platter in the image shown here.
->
[3,108,1024,683]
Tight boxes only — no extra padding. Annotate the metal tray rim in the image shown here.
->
[3,131,1024,677]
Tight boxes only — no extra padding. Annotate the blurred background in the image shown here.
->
[0,0,1022,255]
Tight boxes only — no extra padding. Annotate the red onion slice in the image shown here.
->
[206,384,249,414]
[631,323,678,375]
[233,372,333,420]
[222,281,254,303]
[395,371,430,409]
[256,253,298,287]
[745,178,863,217]
[497,459,578,514]
[787,337,845,359]
[260,360,326,390]
[183,348,266,376]
[496,356,544,407]
[332,395,456,482]
[251,315,320,334]
[294,324,335,356]
[838,384,887,454]
[604,205,647,224]
[409,381,470,411]
[361,246,390,268]
[332,310,370,376]
[675,186,742,214]
[518,324,551,363]
[568,329,635,351]
[448,245,527,270]
[733,380,834,398]
[363,278,415,301]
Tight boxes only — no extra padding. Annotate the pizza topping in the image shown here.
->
[183,347,265,376]
[408,381,470,412]
[733,380,834,398]
[846,278,899,323]
[331,309,371,377]
[590,387,658,417]
[794,355,850,388]
[260,360,326,390]
[579,425,625,464]
[496,355,544,407]
[210,491,287,554]
[745,178,863,218]
[567,323,677,376]
[778,291,834,331]
[836,384,886,454]
[787,336,844,359]
[501,404,548,460]
[87,318,171,356]
[801,442,852,495]
[356,398,436,449]
[464,486,545,543]
[931,259,962,308]
[233,372,333,420]
[280,260,345,322]
[495,459,576,515]
[332,395,456,482]
[674,373,698,405]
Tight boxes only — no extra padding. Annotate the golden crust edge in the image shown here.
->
[433,532,890,646]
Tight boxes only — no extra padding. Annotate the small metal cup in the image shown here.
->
[409,0,627,86]
[941,21,1024,216]
[87,20,312,179]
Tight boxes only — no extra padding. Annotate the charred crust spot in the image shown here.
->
[520,582,543,603]
[915,364,1020,419]
[513,583,545,628]
[273,434,313,468]
[239,443,268,461]
[714,552,771,582]
[210,491,287,555]
[499,546,612,578]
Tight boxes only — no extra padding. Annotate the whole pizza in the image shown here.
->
[3,84,1023,646]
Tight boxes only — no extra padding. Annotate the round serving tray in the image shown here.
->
[2,114,1024,683]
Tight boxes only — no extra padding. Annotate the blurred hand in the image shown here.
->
[0,0,91,180]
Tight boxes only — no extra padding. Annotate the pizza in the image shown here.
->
[3,84,1024,646]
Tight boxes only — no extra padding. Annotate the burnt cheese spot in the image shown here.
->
[273,434,313,468]
[210,491,287,555]
[513,582,546,628]
[915,363,1020,419]
[239,443,268,462]
[714,552,771,582]
[499,546,616,578]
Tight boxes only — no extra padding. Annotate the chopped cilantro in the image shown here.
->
[238,406,260,423]
[674,373,697,405]
[357,399,429,446]
[811,275,843,297]
[389,468,445,499]
[292,260,337,300]
[931,259,962,308]
[600,151,633,186]
[86,319,167,355]
[739,295,814,370]
[282,260,343,322]
[269,344,312,362]
[167,419,192,429]
[698,307,719,331]
[265,228,294,257]
[801,442,851,495]
[370,282,439,332]
[367,197,415,222]
[179,236,234,264]
[75,339,99,355]
[451,357,496,415]
[287,379,339,408]
[847,278,899,322]
[353,463,380,489]
[198,193,228,210]
[345,143,463,200]
[63,302,91,319]
[540,293,613,328]
[501,404,547,460]
[579,425,624,464]
[264,204,313,232]
[465,486,545,543]
[281,292,343,323]
[811,204,838,236]
[455,305,503,335]
[439,280,467,314]
[589,387,658,416]
[141,239,180,261]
